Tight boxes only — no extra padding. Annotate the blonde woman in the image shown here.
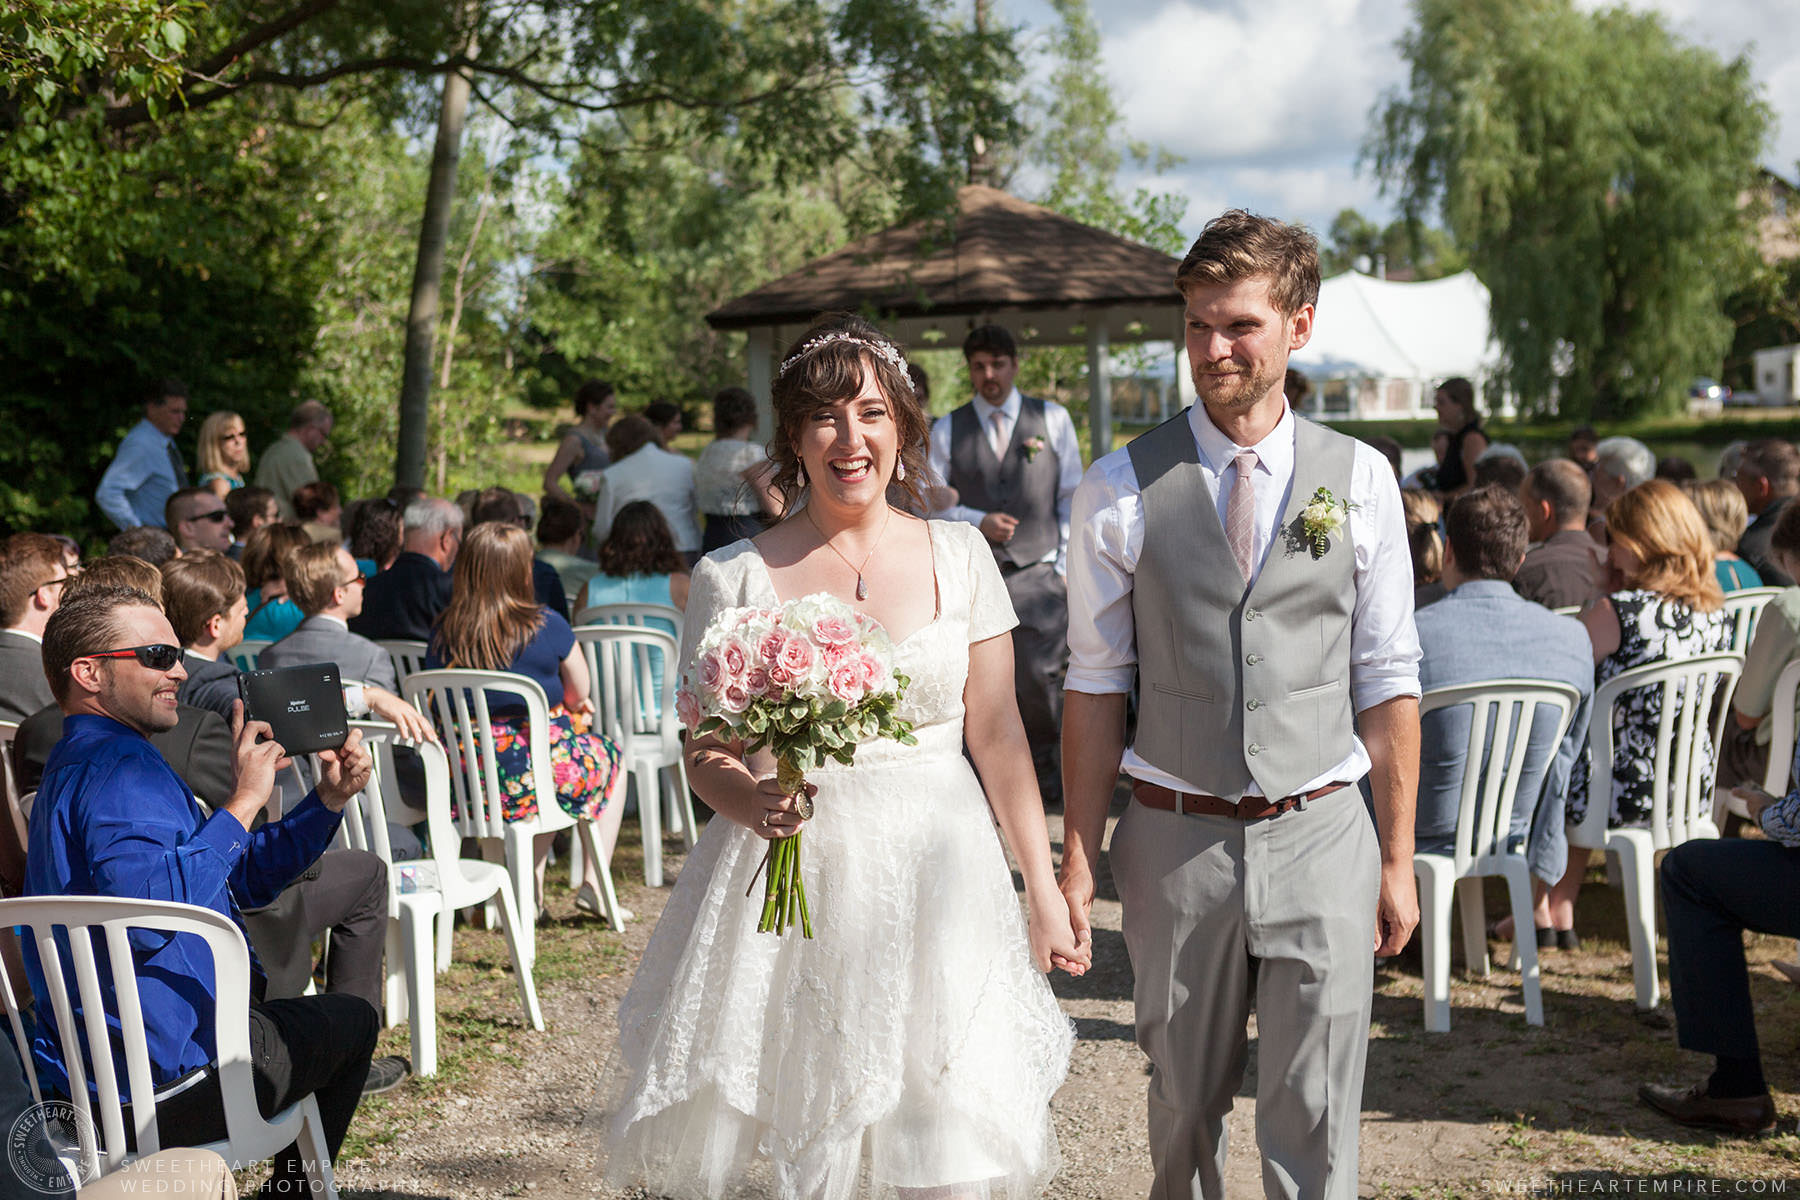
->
[424,523,624,913]
[1551,480,1732,939]
[195,411,251,500]
[1683,477,1763,593]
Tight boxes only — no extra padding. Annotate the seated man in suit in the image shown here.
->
[1514,459,1607,611]
[260,542,397,691]
[1414,485,1594,950]
[0,533,73,723]
[25,584,377,1188]
[350,496,461,642]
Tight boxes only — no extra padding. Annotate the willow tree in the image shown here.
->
[1366,0,1771,417]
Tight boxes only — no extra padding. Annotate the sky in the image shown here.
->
[1002,0,1799,241]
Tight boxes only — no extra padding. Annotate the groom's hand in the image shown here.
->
[1374,860,1419,956]
[1058,864,1096,965]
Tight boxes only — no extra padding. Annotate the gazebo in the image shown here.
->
[705,185,1192,457]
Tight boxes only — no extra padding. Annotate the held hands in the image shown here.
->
[1028,884,1090,976]
[978,511,1019,545]
[1054,863,1096,977]
[749,774,815,840]
[316,729,373,812]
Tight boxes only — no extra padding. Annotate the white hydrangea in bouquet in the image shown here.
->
[571,469,607,502]
[676,593,914,937]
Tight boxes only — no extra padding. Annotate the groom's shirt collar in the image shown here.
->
[1188,397,1296,483]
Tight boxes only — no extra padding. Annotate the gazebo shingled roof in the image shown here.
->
[706,185,1183,332]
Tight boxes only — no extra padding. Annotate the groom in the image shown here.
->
[1060,210,1420,1200]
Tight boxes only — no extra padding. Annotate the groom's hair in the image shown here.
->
[1176,210,1320,319]
[1445,485,1529,582]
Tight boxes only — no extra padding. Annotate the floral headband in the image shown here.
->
[776,332,909,382]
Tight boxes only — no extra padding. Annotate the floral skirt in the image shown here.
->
[453,706,622,823]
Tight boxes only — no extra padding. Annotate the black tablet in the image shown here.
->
[237,662,350,753]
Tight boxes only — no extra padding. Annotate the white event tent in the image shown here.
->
[1289,270,1505,420]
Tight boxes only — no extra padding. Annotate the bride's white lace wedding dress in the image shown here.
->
[601,519,1074,1200]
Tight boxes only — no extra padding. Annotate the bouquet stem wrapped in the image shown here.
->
[678,593,915,939]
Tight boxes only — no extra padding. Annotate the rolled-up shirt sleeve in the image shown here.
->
[1065,455,1140,696]
[1347,444,1423,712]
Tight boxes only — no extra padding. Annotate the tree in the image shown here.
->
[1367,0,1771,418]
[1319,207,1465,280]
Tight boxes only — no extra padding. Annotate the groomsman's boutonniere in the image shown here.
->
[1297,487,1358,557]
[1021,435,1046,462]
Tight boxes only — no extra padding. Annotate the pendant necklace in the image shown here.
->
[806,503,891,601]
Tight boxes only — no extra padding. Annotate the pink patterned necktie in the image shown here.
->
[1226,449,1260,582]
[990,410,1008,459]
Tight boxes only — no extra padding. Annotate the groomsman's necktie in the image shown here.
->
[166,439,189,488]
[1226,449,1259,582]
[990,410,1008,460]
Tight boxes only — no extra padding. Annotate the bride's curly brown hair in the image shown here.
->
[767,314,929,516]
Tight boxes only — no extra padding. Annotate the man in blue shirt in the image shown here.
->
[26,583,378,1189]
[94,380,190,531]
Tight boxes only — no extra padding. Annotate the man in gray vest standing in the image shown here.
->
[1060,210,1421,1200]
[928,323,1080,802]
[927,324,1083,804]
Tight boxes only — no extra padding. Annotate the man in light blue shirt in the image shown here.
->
[94,380,190,530]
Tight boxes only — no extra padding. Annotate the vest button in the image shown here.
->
[1247,699,1261,711]
[1245,608,1259,620]
[1246,653,1262,666]
[1248,742,1263,756]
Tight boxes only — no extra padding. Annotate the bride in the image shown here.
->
[601,314,1089,1200]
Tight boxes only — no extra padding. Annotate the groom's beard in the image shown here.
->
[1193,358,1281,414]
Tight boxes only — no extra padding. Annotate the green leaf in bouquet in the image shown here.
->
[824,699,847,720]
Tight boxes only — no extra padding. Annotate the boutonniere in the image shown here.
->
[1295,487,1359,558]
[1021,435,1046,462]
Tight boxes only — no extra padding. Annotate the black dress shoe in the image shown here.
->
[363,1054,411,1096]
[1556,928,1582,951]
[1638,1081,1776,1135]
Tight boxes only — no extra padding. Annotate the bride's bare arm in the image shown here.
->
[962,633,1089,974]
[685,731,812,840]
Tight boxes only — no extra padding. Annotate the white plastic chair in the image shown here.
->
[571,603,693,847]
[402,669,623,967]
[1414,680,1580,1032]
[1569,651,1744,1010]
[329,723,544,1076]
[378,639,430,689]
[227,639,271,674]
[0,895,336,1194]
[0,721,24,852]
[1722,586,1782,654]
[574,625,697,888]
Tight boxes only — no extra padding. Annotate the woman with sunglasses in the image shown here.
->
[195,411,252,501]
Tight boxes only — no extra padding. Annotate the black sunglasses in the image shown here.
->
[84,644,183,671]
[192,510,230,524]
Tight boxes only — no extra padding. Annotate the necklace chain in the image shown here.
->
[805,505,892,601]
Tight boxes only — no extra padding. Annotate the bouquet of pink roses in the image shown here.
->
[676,593,914,937]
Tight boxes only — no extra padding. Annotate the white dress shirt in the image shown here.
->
[925,387,1085,574]
[1065,401,1422,800]
[596,445,702,553]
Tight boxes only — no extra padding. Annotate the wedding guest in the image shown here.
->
[644,400,684,445]
[293,480,343,545]
[1716,502,1800,793]
[26,584,382,1180]
[1514,459,1607,610]
[542,379,617,514]
[694,386,775,552]
[1717,440,1749,483]
[0,533,71,723]
[1656,455,1698,483]
[1415,487,1593,950]
[1589,436,1655,539]
[1403,488,1445,609]
[578,500,688,705]
[596,414,701,563]
[106,525,179,567]
[1365,434,1404,481]
[240,523,310,643]
[164,487,234,556]
[425,523,624,916]
[254,400,332,519]
[536,497,598,607]
[95,379,189,531]
[1401,427,1451,491]
[468,487,569,620]
[260,543,394,691]
[1568,426,1600,472]
[1732,438,1799,586]
[350,496,462,642]
[1285,366,1311,413]
[347,495,402,575]
[1431,376,1486,497]
[194,410,250,500]
[224,485,279,560]
[1472,444,1527,493]
[1685,478,1762,593]
[1553,480,1731,938]
[1639,771,1800,1134]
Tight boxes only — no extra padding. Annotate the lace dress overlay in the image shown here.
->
[601,519,1075,1200]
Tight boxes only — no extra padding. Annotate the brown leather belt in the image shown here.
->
[1132,778,1350,820]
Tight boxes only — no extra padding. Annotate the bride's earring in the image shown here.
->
[895,458,906,482]
[797,462,807,487]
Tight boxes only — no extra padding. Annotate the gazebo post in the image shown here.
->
[1086,317,1112,461]
[747,326,776,442]
[1173,312,1196,414]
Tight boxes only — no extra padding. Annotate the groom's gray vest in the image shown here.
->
[1126,412,1359,800]
[946,397,1060,568]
